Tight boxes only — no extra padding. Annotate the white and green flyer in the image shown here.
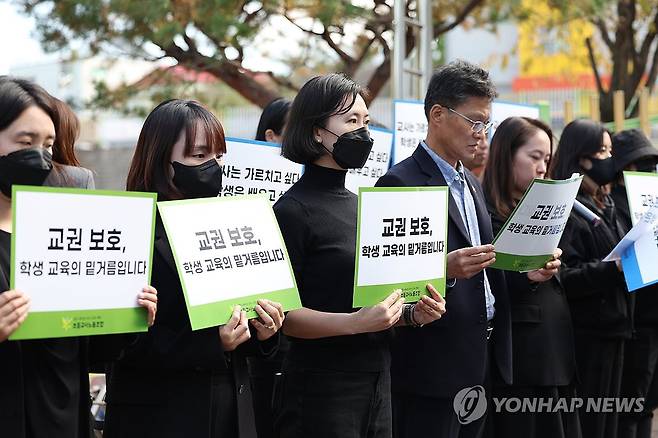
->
[491,175,582,272]
[157,194,301,330]
[353,186,449,308]
[10,186,157,340]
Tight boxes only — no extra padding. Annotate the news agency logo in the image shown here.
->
[453,386,487,424]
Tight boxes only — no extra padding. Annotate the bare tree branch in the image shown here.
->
[586,37,606,95]
[434,0,484,36]
[594,18,615,51]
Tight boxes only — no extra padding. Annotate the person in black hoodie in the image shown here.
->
[103,99,285,438]
[482,117,580,438]
[272,73,446,438]
[611,129,658,438]
[553,119,633,438]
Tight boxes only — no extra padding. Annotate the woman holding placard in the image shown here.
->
[482,117,579,438]
[104,99,285,438]
[0,76,158,438]
[553,119,632,438]
[272,73,446,438]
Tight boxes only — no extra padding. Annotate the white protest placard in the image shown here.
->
[345,127,393,194]
[10,186,157,340]
[604,206,658,291]
[222,137,303,202]
[490,101,541,138]
[157,195,302,329]
[603,172,658,291]
[393,99,427,165]
[623,171,658,226]
[353,187,449,307]
[491,175,583,271]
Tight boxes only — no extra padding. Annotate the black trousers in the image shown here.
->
[104,372,238,438]
[491,384,582,438]
[393,339,491,438]
[618,327,658,438]
[574,334,624,438]
[274,367,392,438]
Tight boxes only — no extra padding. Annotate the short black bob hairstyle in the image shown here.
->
[255,97,291,142]
[282,73,368,165]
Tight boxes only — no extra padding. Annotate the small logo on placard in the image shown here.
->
[61,317,73,331]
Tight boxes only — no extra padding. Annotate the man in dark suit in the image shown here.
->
[376,60,512,438]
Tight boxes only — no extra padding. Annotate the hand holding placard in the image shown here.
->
[411,284,447,325]
[219,305,250,351]
[446,244,496,280]
[352,290,405,333]
[526,248,562,283]
[0,290,30,342]
[250,299,285,341]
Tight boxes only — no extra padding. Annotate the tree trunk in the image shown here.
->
[207,61,279,108]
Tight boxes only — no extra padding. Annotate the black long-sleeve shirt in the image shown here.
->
[274,164,390,372]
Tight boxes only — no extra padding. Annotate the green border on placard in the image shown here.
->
[623,171,658,226]
[490,175,582,271]
[353,186,449,307]
[10,307,148,340]
[492,252,554,272]
[157,194,301,330]
[9,185,158,340]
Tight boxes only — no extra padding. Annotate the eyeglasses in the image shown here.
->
[446,107,493,135]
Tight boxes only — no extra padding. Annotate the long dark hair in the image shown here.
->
[0,76,56,133]
[255,98,291,142]
[552,119,609,181]
[483,117,554,218]
[51,98,81,166]
[126,99,226,200]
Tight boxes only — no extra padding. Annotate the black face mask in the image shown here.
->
[171,158,223,199]
[0,148,53,197]
[320,126,374,169]
[584,156,617,186]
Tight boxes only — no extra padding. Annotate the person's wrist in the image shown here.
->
[409,304,424,327]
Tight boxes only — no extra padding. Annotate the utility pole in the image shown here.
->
[393,0,433,100]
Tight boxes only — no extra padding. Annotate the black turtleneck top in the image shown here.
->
[273,164,390,372]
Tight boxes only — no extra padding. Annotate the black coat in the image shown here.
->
[0,253,91,438]
[105,220,275,438]
[558,194,633,339]
[611,184,658,327]
[375,145,512,398]
[489,206,576,386]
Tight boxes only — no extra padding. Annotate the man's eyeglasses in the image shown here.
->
[446,107,493,134]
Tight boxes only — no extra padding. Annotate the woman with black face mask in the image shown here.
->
[272,74,446,438]
[553,119,633,438]
[0,76,157,438]
[103,99,285,438]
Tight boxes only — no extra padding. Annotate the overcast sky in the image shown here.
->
[0,3,59,74]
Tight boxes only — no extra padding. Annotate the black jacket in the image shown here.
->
[611,184,658,327]
[558,193,633,339]
[105,220,276,438]
[376,145,512,398]
[489,206,576,386]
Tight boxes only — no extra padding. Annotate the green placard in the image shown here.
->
[157,194,302,329]
[490,176,582,272]
[9,185,157,340]
[353,186,449,308]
